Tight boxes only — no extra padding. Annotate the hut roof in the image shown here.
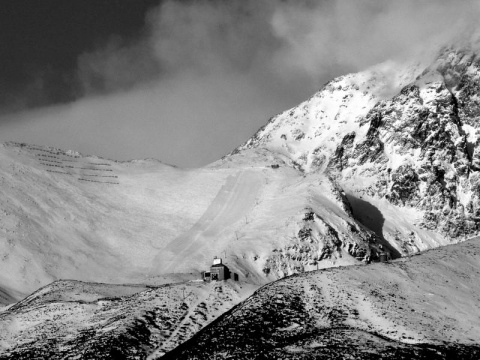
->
[211,263,228,268]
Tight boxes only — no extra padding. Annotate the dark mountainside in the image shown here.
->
[0,280,256,359]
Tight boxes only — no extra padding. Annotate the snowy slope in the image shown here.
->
[0,142,230,302]
[0,143,382,305]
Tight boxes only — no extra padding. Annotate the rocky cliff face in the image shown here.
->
[235,47,480,252]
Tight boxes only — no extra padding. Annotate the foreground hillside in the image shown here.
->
[0,279,256,359]
[164,237,480,359]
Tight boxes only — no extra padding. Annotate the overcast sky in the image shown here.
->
[0,0,478,167]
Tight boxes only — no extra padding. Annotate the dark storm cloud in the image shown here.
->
[0,0,161,113]
[1,0,479,167]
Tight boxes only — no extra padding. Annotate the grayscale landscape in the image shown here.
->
[2,1,480,359]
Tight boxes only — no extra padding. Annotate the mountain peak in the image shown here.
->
[231,46,480,247]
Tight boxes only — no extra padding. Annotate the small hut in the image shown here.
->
[210,257,230,281]
[378,252,389,262]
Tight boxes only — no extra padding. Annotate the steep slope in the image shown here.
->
[0,142,381,304]
[163,237,480,359]
[235,47,480,254]
[237,60,423,169]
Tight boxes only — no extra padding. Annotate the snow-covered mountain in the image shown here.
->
[236,46,480,252]
[2,43,480,358]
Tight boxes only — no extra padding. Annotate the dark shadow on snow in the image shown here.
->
[346,193,402,259]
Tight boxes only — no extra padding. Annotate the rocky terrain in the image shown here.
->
[163,237,480,359]
[0,279,257,359]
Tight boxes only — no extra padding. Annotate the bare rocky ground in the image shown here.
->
[163,238,480,359]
